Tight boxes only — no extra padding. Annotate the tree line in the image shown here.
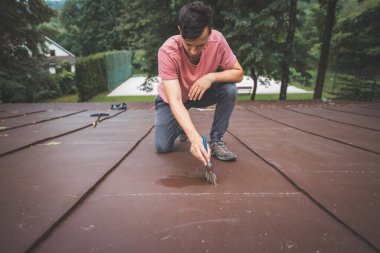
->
[1,0,379,102]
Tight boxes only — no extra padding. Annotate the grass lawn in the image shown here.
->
[46,92,335,103]
[238,91,336,101]
[90,92,155,102]
[46,82,336,103]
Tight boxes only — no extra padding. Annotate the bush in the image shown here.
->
[75,53,107,101]
[57,70,76,94]
[58,61,72,73]
[0,77,26,103]
[336,74,380,101]
[132,50,145,75]
[34,72,62,100]
[75,50,132,101]
[290,67,312,87]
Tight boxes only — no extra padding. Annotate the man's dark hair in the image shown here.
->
[178,1,214,40]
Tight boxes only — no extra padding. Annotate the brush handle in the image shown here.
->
[202,134,208,151]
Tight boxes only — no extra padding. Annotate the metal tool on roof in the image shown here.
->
[91,113,110,128]
[202,134,217,185]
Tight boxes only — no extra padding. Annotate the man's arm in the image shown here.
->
[188,61,244,100]
[163,79,210,166]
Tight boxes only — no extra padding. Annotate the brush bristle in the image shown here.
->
[205,171,217,185]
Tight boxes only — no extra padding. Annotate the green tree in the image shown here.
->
[59,0,125,56]
[332,0,380,79]
[222,1,289,100]
[117,0,185,77]
[0,0,55,102]
[330,0,380,100]
[294,1,326,85]
[313,0,338,99]
[280,0,298,100]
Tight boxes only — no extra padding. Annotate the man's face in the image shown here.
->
[182,26,209,61]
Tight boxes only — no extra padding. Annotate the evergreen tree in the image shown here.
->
[280,0,298,100]
[222,0,289,100]
[117,0,228,77]
[0,0,55,102]
[117,0,185,77]
[59,0,125,56]
[330,0,380,100]
[314,0,338,99]
[332,0,380,78]
[295,1,326,81]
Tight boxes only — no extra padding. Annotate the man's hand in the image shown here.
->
[188,73,215,100]
[190,135,211,166]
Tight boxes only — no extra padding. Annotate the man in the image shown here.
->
[155,1,244,166]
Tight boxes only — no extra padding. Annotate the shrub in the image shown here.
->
[336,74,379,101]
[75,53,107,101]
[34,72,62,100]
[75,50,132,101]
[57,70,76,94]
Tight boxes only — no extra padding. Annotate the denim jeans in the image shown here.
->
[155,82,237,153]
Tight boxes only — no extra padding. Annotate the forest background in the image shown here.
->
[1,0,379,102]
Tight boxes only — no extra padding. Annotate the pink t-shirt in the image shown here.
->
[157,29,237,103]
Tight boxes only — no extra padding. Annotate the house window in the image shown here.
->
[49,50,55,56]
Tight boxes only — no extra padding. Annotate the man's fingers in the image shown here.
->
[191,144,207,166]
[196,146,207,165]
[189,85,204,100]
[188,86,196,100]
[201,145,210,162]
[198,89,206,100]
[194,87,201,100]
[191,87,203,100]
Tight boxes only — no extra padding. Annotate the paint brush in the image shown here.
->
[202,134,217,185]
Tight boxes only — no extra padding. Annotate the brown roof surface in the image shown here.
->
[0,100,379,253]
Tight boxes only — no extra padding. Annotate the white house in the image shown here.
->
[45,37,76,74]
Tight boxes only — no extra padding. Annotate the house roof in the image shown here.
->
[45,36,76,58]
[0,100,379,252]
[48,55,75,64]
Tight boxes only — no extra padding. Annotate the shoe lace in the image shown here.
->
[216,141,230,153]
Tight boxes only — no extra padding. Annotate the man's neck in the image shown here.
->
[184,50,201,65]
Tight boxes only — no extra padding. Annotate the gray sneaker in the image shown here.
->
[210,141,237,161]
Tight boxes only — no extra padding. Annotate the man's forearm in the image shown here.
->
[206,68,244,84]
[168,100,199,142]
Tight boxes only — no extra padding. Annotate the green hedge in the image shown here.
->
[105,51,132,90]
[75,53,107,101]
[75,50,132,101]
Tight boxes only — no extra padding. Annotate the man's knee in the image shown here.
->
[155,139,173,153]
[222,83,237,100]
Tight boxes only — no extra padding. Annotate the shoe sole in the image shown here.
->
[211,153,237,161]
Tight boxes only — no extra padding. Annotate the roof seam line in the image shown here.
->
[323,106,380,119]
[246,108,380,156]
[25,124,155,253]
[283,106,380,132]
[0,110,126,158]
[0,110,87,133]
[227,127,380,252]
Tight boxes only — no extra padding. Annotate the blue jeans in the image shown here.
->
[155,82,237,153]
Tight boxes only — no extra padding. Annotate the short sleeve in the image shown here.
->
[158,49,178,80]
[218,36,237,70]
